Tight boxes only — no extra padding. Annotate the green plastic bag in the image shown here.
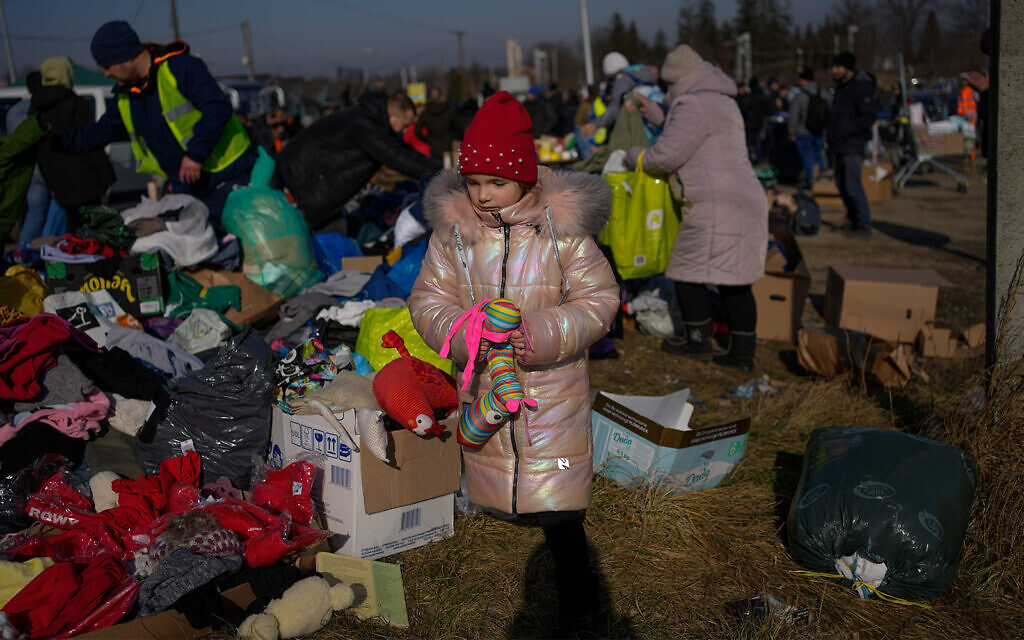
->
[354,307,453,375]
[599,152,680,280]
[222,147,323,297]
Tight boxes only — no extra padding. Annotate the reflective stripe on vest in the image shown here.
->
[118,62,250,177]
[592,97,608,145]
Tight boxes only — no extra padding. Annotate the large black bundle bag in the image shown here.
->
[787,426,976,600]
[135,330,276,490]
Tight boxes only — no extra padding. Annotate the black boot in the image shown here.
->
[714,330,756,372]
[661,319,713,361]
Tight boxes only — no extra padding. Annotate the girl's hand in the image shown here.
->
[476,338,491,363]
[508,330,526,358]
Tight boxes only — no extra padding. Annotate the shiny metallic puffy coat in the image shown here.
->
[409,168,619,514]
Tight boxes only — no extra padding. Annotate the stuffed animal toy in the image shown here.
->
[372,330,458,436]
[440,298,537,448]
[236,575,355,640]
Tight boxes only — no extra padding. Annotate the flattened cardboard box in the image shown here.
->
[592,390,749,493]
[823,265,953,345]
[269,407,459,560]
[46,252,165,317]
[752,226,811,343]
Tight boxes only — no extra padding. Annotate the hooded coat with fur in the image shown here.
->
[628,61,767,286]
[409,167,619,514]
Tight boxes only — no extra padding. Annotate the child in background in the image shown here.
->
[408,91,619,635]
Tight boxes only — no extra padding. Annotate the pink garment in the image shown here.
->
[0,389,110,445]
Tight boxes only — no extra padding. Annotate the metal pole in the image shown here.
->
[0,0,15,84]
[455,30,465,70]
[242,19,256,81]
[169,0,180,40]
[580,0,594,87]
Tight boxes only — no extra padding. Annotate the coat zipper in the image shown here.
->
[501,222,519,515]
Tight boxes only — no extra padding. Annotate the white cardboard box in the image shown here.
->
[591,390,749,493]
[268,407,460,560]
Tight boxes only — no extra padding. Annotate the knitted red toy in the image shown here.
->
[371,330,458,436]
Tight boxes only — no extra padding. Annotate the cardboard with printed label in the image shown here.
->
[822,265,954,344]
[591,390,749,493]
[268,407,459,560]
[45,252,165,317]
[752,226,812,342]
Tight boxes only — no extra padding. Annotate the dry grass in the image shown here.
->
[207,336,1023,639]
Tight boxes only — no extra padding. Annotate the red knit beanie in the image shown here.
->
[458,91,537,182]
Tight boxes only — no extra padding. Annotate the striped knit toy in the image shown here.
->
[440,299,537,448]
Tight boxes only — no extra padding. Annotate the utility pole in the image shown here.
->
[796,47,803,74]
[169,0,180,40]
[580,0,594,87]
[242,19,256,81]
[847,24,858,54]
[0,0,14,85]
[987,0,1024,370]
[455,30,465,70]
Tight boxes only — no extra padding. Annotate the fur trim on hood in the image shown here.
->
[423,167,611,245]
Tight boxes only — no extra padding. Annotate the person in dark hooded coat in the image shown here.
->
[274,91,442,229]
[31,57,115,230]
[416,87,462,161]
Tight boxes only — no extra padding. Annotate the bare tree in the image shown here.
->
[877,0,935,63]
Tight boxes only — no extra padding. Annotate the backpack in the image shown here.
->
[805,89,830,137]
[789,192,821,235]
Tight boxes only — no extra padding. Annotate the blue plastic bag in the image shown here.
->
[310,233,362,276]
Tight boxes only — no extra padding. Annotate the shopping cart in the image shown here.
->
[891,54,970,194]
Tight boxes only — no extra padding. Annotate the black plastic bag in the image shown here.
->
[787,426,976,600]
[135,330,276,490]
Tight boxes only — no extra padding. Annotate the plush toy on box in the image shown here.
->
[372,330,458,436]
[237,575,355,640]
[440,298,537,448]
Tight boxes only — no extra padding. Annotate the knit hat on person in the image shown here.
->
[458,91,537,183]
[832,51,857,71]
[91,20,145,68]
[660,45,703,84]
[40,57,73,90]
[602,51,629,77]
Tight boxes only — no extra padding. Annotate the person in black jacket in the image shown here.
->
[736,78,767,164]
[826,51,878,238]
[30,57,116,233]
[416,87,461,162]
[274,92,442,230]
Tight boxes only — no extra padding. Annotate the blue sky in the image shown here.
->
[2,0,831,79]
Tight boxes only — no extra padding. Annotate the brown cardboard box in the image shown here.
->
[341,255,384,272]
[189,269,283,327]
[812,164,892,204]
[862,162,893,203]
[822,265,954,344]
[916,325,959,357]
[752,226,812,342]
[797,327,915,388]
[912,125,967,156]
[916,322,986,358]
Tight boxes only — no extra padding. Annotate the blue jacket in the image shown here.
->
[57,42,253,195]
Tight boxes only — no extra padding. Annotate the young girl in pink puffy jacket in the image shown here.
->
[408,91,619,635]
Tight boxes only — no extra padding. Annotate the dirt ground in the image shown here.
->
[590,164,988,419]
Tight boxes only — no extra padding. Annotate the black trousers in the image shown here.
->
[674,281,756,334]
[538,510,597,621]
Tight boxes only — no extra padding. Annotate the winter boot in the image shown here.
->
[713,330,756,372]
[661,319,713,361]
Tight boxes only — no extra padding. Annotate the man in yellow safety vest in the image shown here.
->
[55,21,254,227]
